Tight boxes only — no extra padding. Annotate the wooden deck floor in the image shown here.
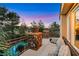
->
[21,38,59,56]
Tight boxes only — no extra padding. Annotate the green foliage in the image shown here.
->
[38,20,45,32]
[20,23,28,32]
[30,21,37,32]
[0,7,8,15]
[0,7,8,26]
[30,20,45,32]
[49,22,60,37]
[18,27,25,36]
[6,12,20,34]
[0,7,20,34]
[31,21,36,27]
[0,7,25,40]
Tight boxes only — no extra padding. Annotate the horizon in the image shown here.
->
[0,3,60,28]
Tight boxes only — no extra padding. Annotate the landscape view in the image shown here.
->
[0,3,79,56]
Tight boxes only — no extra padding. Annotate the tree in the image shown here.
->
[38,20,45,32]
[6,12,20,34]
[0,7,8,27]
[49,22,60,37]
[19,22,28,35]
[0,7,21,40]
[31,21,37,27]
[0,7,7,15]
[0,7,20,33]
[31,21,37,32]
[21,22,28,31]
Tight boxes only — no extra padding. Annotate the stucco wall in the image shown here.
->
[60,15,67,39]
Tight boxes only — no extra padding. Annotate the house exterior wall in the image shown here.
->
[60,14,67,39]
[60,3,79,50]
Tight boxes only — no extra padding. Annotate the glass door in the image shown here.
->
[75,8,79,48]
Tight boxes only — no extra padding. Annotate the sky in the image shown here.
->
[0,3,60,28]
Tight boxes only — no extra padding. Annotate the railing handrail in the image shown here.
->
[7,36,27,45]
[62,36,79,56]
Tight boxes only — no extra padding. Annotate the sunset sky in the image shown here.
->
[0,3,60,28]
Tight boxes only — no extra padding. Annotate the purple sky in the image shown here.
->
[19,13,59,27]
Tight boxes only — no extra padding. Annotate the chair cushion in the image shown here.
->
[58,45,71,56]
[51,45,59,56]
[56,38,65,49]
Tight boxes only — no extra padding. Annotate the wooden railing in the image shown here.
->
[62,37,79,56]
[7,36,27,45]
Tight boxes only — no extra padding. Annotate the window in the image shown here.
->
[75,8,79,48]
[76,9,79,25]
